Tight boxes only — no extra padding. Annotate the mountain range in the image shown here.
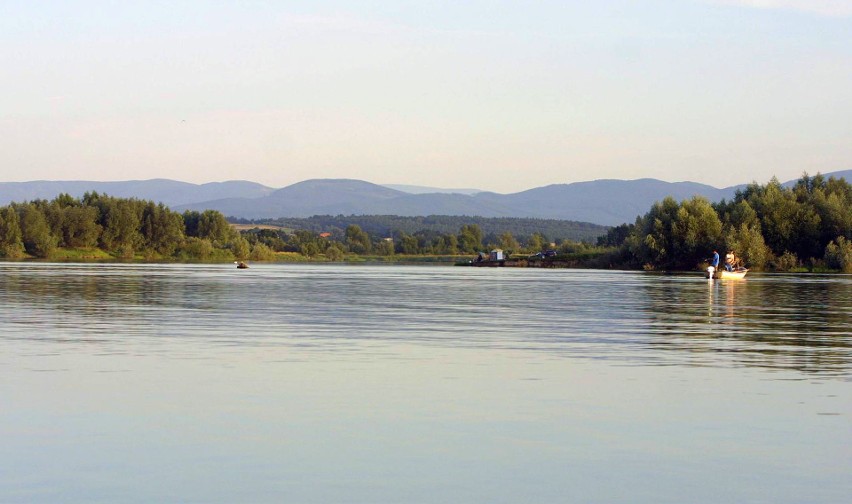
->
[1,170,848,226]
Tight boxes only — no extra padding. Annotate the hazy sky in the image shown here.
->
[1,1,849,193]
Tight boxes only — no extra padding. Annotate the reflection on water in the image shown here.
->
[643,274,852,376]
[1,263,850,377]
[1,263,850,503]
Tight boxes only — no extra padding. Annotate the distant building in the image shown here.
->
[489,249,504,261]
[319,232,332,238]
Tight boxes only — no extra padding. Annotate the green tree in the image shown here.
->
[628,196,722,270]
[432,233,458,254]
[458,224,483,253]
[824,236,852,273]
[249,242,277,261]
[324,242,346,261]
[745,178,798,256]
[345,225,372,254]
[40,199,66,239]
[526,232,546,253]
[196,210,234,245]
[790,203,822,260]
[18,203,58,258]
[179,237,215,260]
[773,250,800,271]
[727,200,760,229]
[596,224,632,247]
[375,239,395,256]
[142,203,185,256]
[300,241,320,257]
[182,210,202,238]
[231,236,251,260]
[249,229,288,251]
[0,206,25,258]
[498,231,520,254]
[627,197,678,268]
[292,230,323,257]
[669,196,722,264]
[101,199,143,257]
[62,206,102,248]
[812,179,852,249]
[397,232,419,255]
[725,223,769,270]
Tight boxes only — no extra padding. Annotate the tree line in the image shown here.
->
[598,173,852,272]
[0,192,259,261]
[231,214,607,244]
[240,222,587,258]
[0,192,595,262]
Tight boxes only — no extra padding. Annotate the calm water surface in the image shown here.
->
[1,263,850,503]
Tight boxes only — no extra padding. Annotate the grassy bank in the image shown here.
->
[4,248,471,265]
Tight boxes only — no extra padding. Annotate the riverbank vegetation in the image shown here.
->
[0,192,248,261]
[230,215,607,244]
[0,173,848,272]
[597,173,852,272]
[237,221,580,260]
[0,192,593,263]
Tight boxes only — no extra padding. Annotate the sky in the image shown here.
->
[1,0,849,193]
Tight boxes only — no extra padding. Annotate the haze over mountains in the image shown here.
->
[1,170,848,226]
[0,179,273,208]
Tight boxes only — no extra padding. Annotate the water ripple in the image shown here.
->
[1,262,850,377]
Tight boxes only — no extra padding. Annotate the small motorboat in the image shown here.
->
[235,261,249,269]
[705,266,747,279]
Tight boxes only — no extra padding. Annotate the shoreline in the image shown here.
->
[1,250,846,274]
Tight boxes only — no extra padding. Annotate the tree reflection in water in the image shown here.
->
[645,273,852,376]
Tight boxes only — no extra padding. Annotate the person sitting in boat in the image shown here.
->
[734,255,746,271]
[725,250,736,272]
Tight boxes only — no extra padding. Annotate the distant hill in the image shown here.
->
[175,179,409,218]
[176,177,740,225]
[382,184,482,195]
[0,179,273,207]
[473,179,736,226]
[176,170,851,225]
[2,170,848,226]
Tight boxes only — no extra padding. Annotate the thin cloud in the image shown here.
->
[276,11,509,40]
[709,0,852,17]
[277,11,440,38]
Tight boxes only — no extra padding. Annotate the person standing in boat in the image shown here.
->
[710,250,720,270]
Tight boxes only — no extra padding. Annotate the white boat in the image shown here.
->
[705,266,748,279]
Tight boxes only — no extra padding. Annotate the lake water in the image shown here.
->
[1,263,850,503]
